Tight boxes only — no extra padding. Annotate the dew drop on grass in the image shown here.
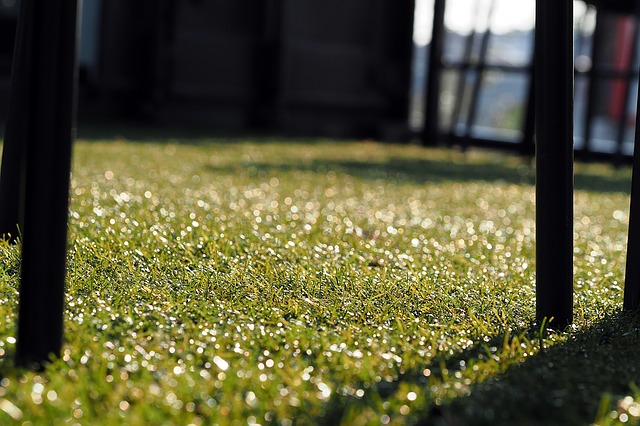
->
[245,391,258,408]
[0,399,22,421]
[213,356,229,371]
[317,382,332,400]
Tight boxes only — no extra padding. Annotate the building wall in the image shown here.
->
[277,0,414,137]
[159,0,273,127]
[2,1,416,139]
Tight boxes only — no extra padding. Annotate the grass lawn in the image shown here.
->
[0,133,639,425]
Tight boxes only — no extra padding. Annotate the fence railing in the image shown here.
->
[418,0,640,164]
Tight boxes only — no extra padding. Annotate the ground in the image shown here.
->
[0,134,638,425]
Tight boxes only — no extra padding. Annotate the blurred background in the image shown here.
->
[0,0,638,160]
[0,0,415,140]
[413,0,640,161]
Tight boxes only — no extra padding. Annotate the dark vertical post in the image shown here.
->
[625,108,640,310]
[521,65,536,157]
[422,0,446,145]
[462,0,496,150]
[449,1,480,142]
[0,0,79,368]
[623,0,640,312]
[535,0,573,327]
[0,0,31,240]
[623,64,640,311]
[580,15,604,158]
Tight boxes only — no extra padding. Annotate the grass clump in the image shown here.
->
[0,134,639,425]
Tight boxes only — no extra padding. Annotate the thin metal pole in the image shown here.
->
[521,64,535,156]
[0,0,31,241]
[2,0,80,368]
[462,0,496,150]
[519,21,538,157]
[623,0,640,312]
[623,3,640,311]
[422,0,446,145]
[449,0,482,141]
[625,100,640,310]
[535,0,574,328]
[581,14,603,158]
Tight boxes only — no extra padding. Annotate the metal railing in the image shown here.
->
[419,0,640,164]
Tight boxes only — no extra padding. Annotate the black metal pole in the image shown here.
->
[422,0,446,145]
[519,19,538,157]
[462,0,496,151]
[535,0,574,328]
[580,15,604,159]
[0,0,32,241]
[449,1,481,143]
[623,0,640,312]
[625,109,640,310]
[2,0,79,368]
[521,64,536,157]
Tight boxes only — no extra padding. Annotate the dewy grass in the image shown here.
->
[0,135,638,425]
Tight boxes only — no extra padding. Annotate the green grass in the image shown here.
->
[0,134,639,425]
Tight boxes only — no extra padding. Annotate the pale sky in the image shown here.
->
[414,0,588,45]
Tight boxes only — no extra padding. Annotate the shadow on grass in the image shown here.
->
[72,123,632,194]
[75,122,317,146]
[436,311,640,425]
[208,157,632,195]
[319,312,640,425]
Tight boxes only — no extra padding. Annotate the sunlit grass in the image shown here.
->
[0,135,638,425]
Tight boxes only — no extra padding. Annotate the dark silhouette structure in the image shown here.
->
[1,0,416,140]
[422,0,640,162]
[0,0,78,367]
[534,0,574,327]
[532,0,640,322]
[421,0,445,147]
[623,0,640,310]
[421,0,536,153]
[626,106,640,310]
